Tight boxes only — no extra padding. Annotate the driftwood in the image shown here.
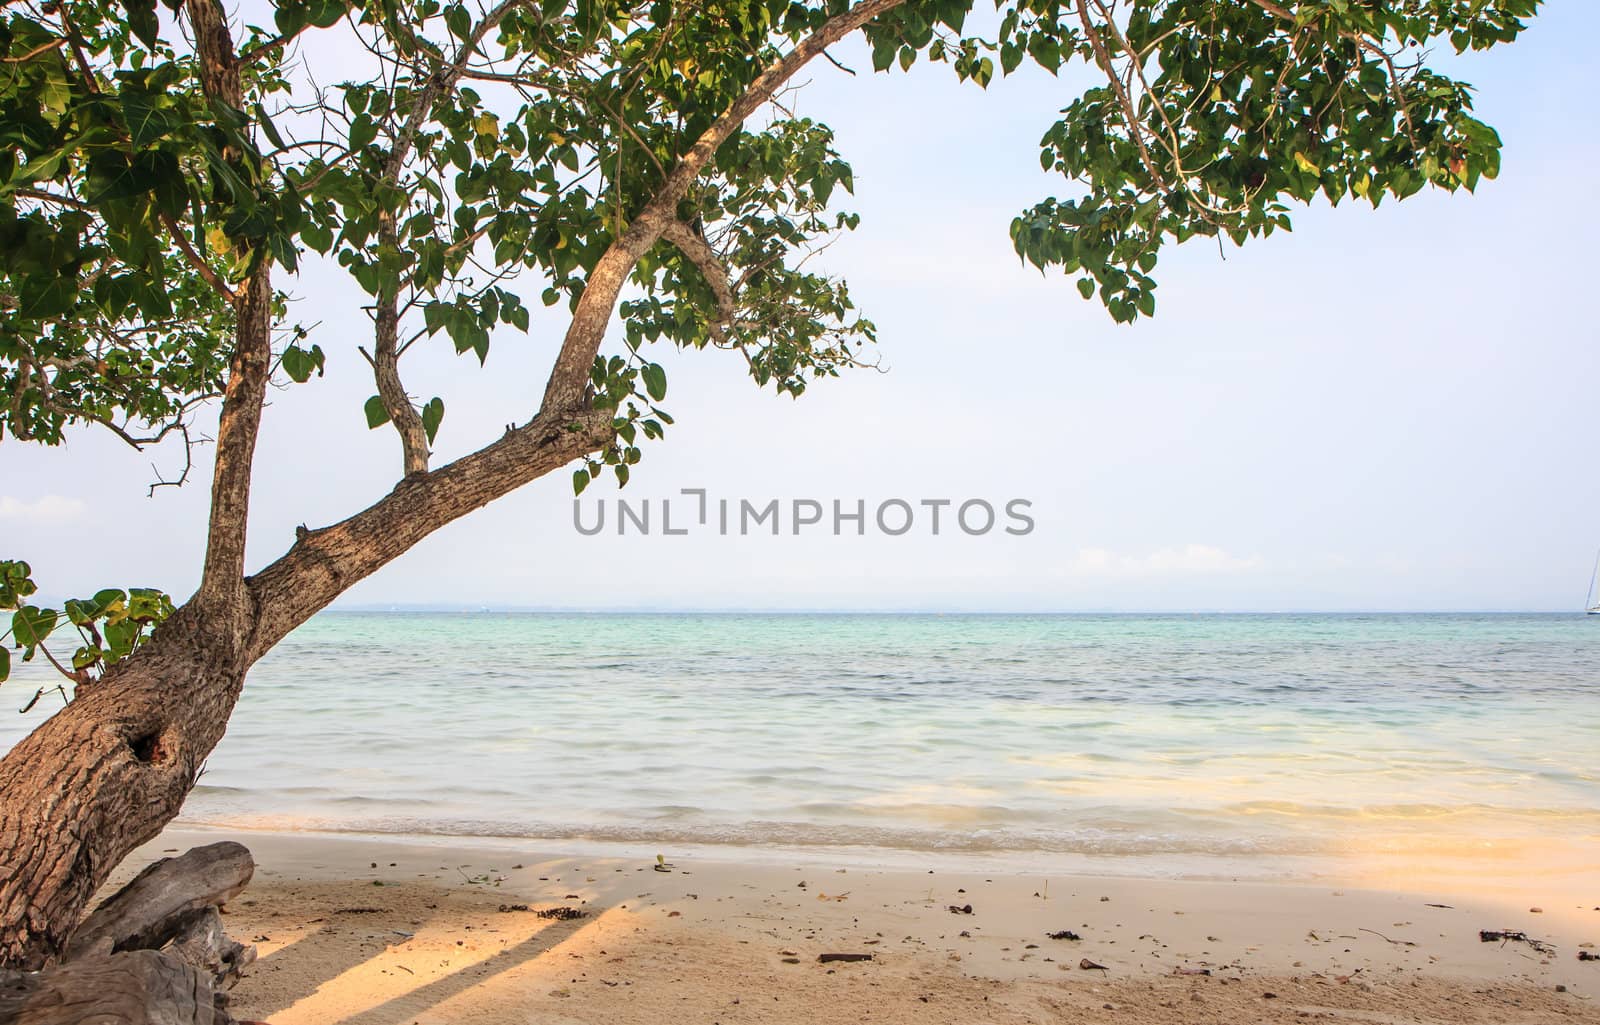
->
[0,949,230,1025]
[167,907,256,989]
[0,843,259,1024]
[67,843,254,963]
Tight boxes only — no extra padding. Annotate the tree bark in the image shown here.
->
[371,213,431,477]
[0,610,251,970]
[0,949,232,1025]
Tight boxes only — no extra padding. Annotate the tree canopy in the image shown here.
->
[0,0,1538,683]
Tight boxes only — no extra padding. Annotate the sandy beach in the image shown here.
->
[102,827,1600,1025]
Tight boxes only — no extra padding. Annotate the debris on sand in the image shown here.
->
[1480,930,1553,954]
[1046,930,1081,941]
[1079,958,1108,971]
[1359,928,1417,947]
[818,953,873,964]
[536,906,587,921]
[947,904,974,915]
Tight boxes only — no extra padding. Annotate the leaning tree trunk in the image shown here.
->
[0,221,273,971]
[0,602,253,970]
[0,0,896,973]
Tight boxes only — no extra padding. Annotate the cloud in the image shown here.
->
[1067,544,1264,576]
[0,496,88,523]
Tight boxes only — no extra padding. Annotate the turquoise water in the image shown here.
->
[4,613,1597,868]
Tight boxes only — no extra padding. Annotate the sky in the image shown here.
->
[3,2,1598,612]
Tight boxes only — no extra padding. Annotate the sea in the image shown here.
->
[3,612,1596,880]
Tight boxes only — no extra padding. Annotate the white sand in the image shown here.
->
[109,827,1599,1024]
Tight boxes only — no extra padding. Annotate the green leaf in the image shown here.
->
[13,606,56,647]
[364,395,391,429]
[1076,277,1095,300]
[305,0,345,28]
[572,468,590,495]
[280,344,323,383]
[0,646,9,682]
[255,103,289,150]
[86,150,179,203]
[274,0,308,37]
[121,91,177,148]
[640,363,667,402]
[421,397,444,444]
[124,0,160,47]
[349,114,378,149]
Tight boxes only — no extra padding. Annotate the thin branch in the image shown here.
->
[660,220,735,340]
[821,49,856,75]
[383,0,522,181]
[53,3,99,93]
[372,214,431,476]
[239,23,313,65]
[160,212,237,302]
[147,422,198,495]
[10,187,89,209]
[1076,5,1166,191]
[1,38,66,63]
[1245,0,1418,146]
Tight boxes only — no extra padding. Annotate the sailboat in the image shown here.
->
[1587,550,1600,614]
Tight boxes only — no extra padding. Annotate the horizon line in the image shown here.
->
[322,605,1588,616]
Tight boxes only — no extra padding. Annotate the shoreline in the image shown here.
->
[113,826,1600,1024]
[168,816,1600,898]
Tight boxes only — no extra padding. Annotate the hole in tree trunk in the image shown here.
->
[130,729,168,764]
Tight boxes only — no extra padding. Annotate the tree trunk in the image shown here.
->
[0,407,613,973]
[0,604,252,971]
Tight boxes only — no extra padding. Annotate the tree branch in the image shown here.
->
[185,0,270,614]
[184,0,243,108]
[244,407,615,660]
[0,38,66,63]
[536,0,909,415]
[239,0,907,650]
[362,0,526,474]
[239,24,312,65]
[11,187,89,209]
[660,220,735,341]
[1245,0,1419,147]
[372,213,431,476]
[160,212,237,303]
[384,0,522,181]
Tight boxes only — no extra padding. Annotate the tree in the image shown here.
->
[0,0,1537,969]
